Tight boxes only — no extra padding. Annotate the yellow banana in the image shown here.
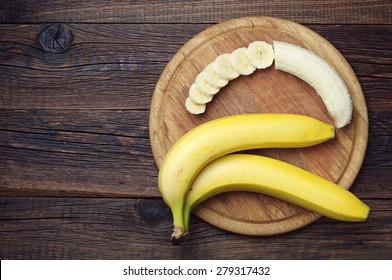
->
[183,154,369,232]
[158,114,335,244]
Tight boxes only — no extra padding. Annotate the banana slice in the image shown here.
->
[230,47,256,75]
[195,72,220,96]
[185,41,276,115]
[189,83,213,104]
[203,63,229,88]
[247,41,274,69]
[185,97,206,114]
[213,53,240,80]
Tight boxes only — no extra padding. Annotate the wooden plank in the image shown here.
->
[359,77,392,112]
[1,23,391,198]
[311,25,392,79]
[0,110,159,197]
[0,23,203,109]
[0,24,391,110]
[0,0,390,24]
[0,197,390,259]
[1,110,391,198]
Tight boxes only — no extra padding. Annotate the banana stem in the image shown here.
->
[171,226,188,245]
[170,203,189,245]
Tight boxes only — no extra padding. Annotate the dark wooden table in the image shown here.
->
[1,1,391,259]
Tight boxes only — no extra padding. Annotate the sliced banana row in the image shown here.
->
[185,41,274,114]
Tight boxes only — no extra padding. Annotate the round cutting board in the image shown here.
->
[149,16,368,235]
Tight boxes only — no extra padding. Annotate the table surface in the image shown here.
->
[0,1,391,260]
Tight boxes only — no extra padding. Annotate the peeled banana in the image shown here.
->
[183,154,369,232]
[158,114,335,244]
[185,40,353,129]
[273,41,352,128]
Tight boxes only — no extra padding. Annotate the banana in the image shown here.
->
[195,71,220,96]
[203,63,229,88]
[183,154,369,232]
[185,97,206,114]
[187,63,228,108]
[189,83,213,105]
[185,41,275,114]
[247,41,274,69]
[230,47,256,75]
[185,40,353,124]
[213,53,240,80]
[158,114,335,244]
[273,41,353,128]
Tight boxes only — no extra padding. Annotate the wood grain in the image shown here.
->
[1,110,391,198]
[0,23,204,109]
[0,23,391,199]
[1,24,391,193]
[0,24,390,109]
[149,16,368,235]
[0,197,390,259]
[0,1,391,259]
[1,0,390,24]
[1,22,390,112]
[0,110,159,197]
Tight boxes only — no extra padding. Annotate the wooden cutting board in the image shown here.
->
[149,16,368,235]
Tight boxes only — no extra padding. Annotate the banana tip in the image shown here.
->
[362,205,371,221]
[330,125,335,139]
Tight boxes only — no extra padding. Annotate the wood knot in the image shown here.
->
[38,24,73,53]
[137,199,171,226]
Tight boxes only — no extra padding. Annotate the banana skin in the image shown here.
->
[183,154,369,232]
[158,114,335,244]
